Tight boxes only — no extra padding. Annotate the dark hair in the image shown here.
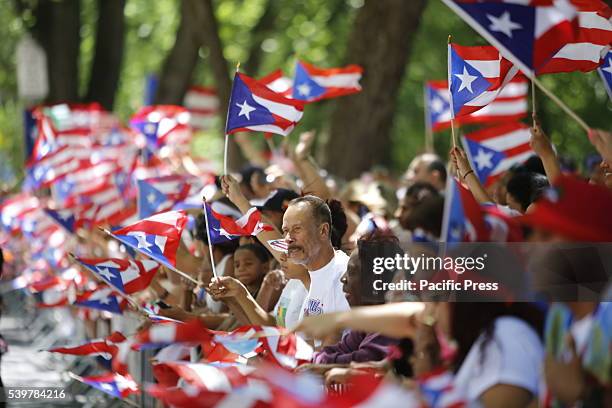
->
[522,156,546,176]
[506,172,550,212]
[0,247,3,277]
[235,243,271,263]
[450,302,544,372]
[194,213,239,255]
[427,159,447,183]
[357,230,403,306]
[404,182,438,201]
[240,166,266,196]
[404,193,444,237]
[328,199,347,249]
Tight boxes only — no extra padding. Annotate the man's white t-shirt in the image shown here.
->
[454,316,544,404]
[298,250,350,320]
[273,279,308,329]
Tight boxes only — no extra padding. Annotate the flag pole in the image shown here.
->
[531,79,537,126]
[202,200,218,279]
[98,228,200,286]
[223,62,241,175]
[447,35,457,149]
[530,75,589,132]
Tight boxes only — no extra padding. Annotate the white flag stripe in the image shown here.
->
[464,90,501,107]
[311,73,362,88]
[552,42,609,62]
[187,364,233,392]
[498,82,528,98]
[243,124,295,136]
[150,324,177,343]
[95,197,124,220]
[579,11,612,31]
[480,128,532,151]
[465,59,501,78]
[184,92,219,110]
[470,99,527,117]
[251,95,303,122]
[492,150,535,175]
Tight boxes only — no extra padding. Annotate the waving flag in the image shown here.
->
[46,332,127,359]
[109,210,187,269]
[292,60,363,102]
[205,204,273,244]
[426,78,528,131]
[137,175,196,219]
[74,286,126,314]
[442,0,579,75]
[441,177,489,243]
[461,122,535,186]
[260,69,294,97]
[44,208,77,233]
[130,105,192,152]
[184,86,219,131]
[225,72,304,136]
[0,193,40,232]
[448,43,520,118]
[598,49,612,100]
[74,257,160,295]
[152,362,255,391]
[417,368,467,408]
[73,373,139,399]
[540,1,612,73]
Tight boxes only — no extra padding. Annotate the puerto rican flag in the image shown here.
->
[73,256,160,295]
[137,175,197,219]
[46,331,127,359]
[461,122,535,186]
[44,208,77,233]
[426,78,528,132]
[441,177,489,243]
[0,193,40,232]
[74,286,126,314]
[598,49,612,100]
[442,0,579,75]
[130,105,192,151]
[205,204,273,244]
[225,72,304,137]
[109,210,187,270]
[183,86,219,131]
[73,372,139,399]
[540,0,612,74]
[448,43,520,118]
[152,362,255,392]
[267,239,289,253]
[292,60,363,102]
[417,368,467,408]
[260,69,294,97]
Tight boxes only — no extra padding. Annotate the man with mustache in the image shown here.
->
[282,196,351,327]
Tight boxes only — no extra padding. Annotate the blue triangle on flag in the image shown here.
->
[464,138,507,184]
[292,62,326,101]
[226,74,275,133]
[450,48,492,115]
[455,2,535,70]
[133,120,160,150]
[79,260,126,293]
[83,379,121,398]
[427,86,451,127]
[75,294,122,314]
[137,180,167,219]
[44,208,76,233]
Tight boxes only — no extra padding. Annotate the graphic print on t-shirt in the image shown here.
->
[304,298,323,316]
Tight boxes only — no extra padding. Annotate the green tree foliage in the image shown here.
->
[0,0,609,182]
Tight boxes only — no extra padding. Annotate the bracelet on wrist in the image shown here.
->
[462,170,475,180]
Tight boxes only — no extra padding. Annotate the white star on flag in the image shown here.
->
[487,11,522,38]
[147,192,157,204]
[96,267,116,281]
[128,232,153,250]
[297,83,311,96]
[98,296,111,305]
[236,100,256,120]
[431,97,445,114]
[474,148,494,170]
[454,67,478,93]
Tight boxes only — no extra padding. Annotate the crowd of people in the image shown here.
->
[1,113,611,407]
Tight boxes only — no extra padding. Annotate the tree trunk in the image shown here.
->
[33,0,81,103]
[84,0,126,111]
[243,0,278,76]
[154,0,204,105]
[200,0,244,171]
[324,0,427,179]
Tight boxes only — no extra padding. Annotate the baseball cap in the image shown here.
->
[517,175,612,241]
[256,189,300,213]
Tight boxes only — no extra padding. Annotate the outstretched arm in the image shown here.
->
[451,147,493,203]
[293,302,425,340]
[530,115,561,183]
